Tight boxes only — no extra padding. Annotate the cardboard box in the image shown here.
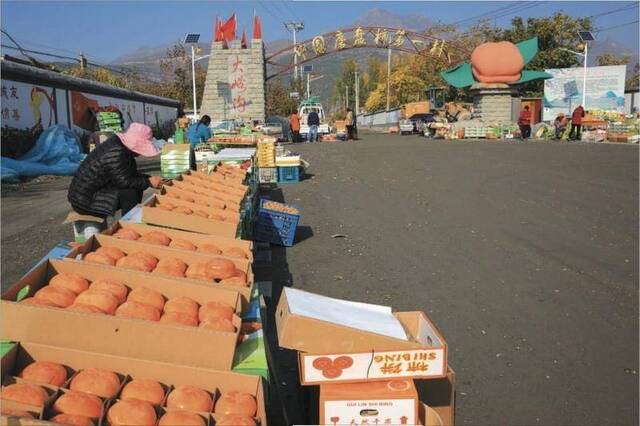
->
[1,259,242,370]
[1,341,267,425]
[169,179,246,205]
[65,235,254,303]
[181,173,248,195]
[416,368,456,426]
[186,169,248,187]
[276,288,448,382]
[319,379,419,426]
[157,191,239,222]
[142,195,240,238]
[161,185,227,211]
[103,221,253,262]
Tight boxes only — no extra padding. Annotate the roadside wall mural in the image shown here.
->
[1,81,57,130]
[543,65,626,120]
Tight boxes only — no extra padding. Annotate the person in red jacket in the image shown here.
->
[518,105,531,139]
[569,105,585,141]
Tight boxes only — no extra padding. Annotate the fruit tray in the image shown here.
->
[254,199,300,247]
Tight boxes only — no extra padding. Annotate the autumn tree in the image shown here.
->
[596,53,631,66]
[159,43,206,110]
[266,78,303,117]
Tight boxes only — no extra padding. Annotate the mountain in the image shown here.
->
[588,38,639,75]
[353,8,434,31]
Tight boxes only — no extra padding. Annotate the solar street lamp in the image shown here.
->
[577,31,595,109]
[184,33,201,119]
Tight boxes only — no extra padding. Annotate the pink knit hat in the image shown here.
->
[117,123,159,157]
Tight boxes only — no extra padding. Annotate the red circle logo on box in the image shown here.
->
[311,356,354,379]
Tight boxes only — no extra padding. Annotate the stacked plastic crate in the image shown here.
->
[256,141,277,183]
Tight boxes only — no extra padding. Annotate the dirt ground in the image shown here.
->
[1,133,638,425]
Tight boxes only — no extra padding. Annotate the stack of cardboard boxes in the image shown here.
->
[276,287,455,425]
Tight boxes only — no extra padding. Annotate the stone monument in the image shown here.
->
[469,83,515,124]
[200,16,266,123]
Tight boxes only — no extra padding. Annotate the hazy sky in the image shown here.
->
[1,1,638,64]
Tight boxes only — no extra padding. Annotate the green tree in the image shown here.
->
[331,58,359,115]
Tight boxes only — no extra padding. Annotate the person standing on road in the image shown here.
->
[569,105,585,141]
[307,108,320,143]
[518,105,532,139]
[68,123,163,218]
[554,113,567,139]
[187,115,212,145]
[289,109,301,143]
[345,108,355,140]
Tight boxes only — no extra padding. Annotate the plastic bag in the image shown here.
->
[1,125,86,181]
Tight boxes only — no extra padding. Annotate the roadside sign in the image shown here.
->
[290,92,300,99]
[303,65,313,73]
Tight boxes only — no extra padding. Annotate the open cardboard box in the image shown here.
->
[142,195,240,238]
[185,170,248,190]
[65,235,254,304]
[1,259,243,370]
[416,368,456,426]
[160,184,227,211]
[179,174,248,198]
[276,288,448,383]
[1,341,267,425]
[157,191,239,222]
[168,179,245,205]
[103,221,253,262]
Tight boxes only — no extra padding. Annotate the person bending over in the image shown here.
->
[68,123,162,218]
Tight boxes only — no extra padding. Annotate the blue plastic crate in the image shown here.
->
[278,166,300,184]
[254,199,300,246]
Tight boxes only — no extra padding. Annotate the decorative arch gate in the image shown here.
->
[265,26,469,80]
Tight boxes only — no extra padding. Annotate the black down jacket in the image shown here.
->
[68,135,150,217]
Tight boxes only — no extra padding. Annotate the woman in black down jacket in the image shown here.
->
[68,123,163,217]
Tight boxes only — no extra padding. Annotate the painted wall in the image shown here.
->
[1,78,179,136]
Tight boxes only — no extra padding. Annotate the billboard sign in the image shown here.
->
[543,65,626,120]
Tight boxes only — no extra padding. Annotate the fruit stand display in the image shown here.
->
[0,161,271,425]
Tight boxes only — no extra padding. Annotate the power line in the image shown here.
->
[448,2,526,27]
[585,3,639,20]
[594,19,639,33]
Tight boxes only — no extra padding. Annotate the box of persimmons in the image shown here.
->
[103,221,254,263]
[0,259,243,371]
[65,233,254,305]
[157,187,240,222]
[0,341,266,425]
[276,288,448,385]
[142,195,240,238]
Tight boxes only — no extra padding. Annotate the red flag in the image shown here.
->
[253,15,262,39]
[221,14,236,42]
[241,30,247,48]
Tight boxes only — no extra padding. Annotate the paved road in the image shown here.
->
[275,133,638,425]
[1,134,638,425]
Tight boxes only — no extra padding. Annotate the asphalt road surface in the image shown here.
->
[273,133,639,425]
[2,133,638,425]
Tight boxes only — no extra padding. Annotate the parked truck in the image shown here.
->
[298,97,330,139]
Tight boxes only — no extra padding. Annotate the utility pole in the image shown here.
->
[79,52,87,70]
[386,48,391,111]
[284,22,304,81]
[354,71,360,115]
[582,41,588,109]
[346,85,349,110]
[306,73,310,99]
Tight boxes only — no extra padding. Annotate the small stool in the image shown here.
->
[63,212,107,243]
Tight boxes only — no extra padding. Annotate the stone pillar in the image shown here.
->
[200,39,266,123]
[470,83,515,124]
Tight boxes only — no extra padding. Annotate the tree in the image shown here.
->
[159,43,206,110]
[266,78,302,117]
[626,63,639,92]
[596,53,631,66]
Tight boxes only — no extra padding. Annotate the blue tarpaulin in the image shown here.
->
[1,125,86,181]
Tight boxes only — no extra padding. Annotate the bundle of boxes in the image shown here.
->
[276,287,456,425]
[160,144,191,179]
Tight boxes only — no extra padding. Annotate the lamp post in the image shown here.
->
[184,33,201,120]
[577,31,595,109]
